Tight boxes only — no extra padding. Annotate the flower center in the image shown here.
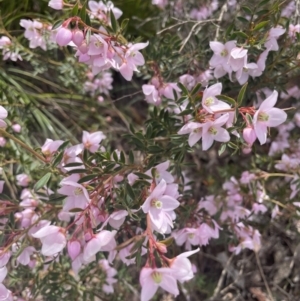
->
[221,49,228,57]
[74,188,83,196]
[151,271,162,284]
[243,67,249,72]
[258,112,269,122]
[209,127,218,135]
[188,233,195,239]
[193,128,201,133]
[151,199,162,209]
[204,96,215,106]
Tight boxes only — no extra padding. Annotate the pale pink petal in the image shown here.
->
[160,274,179,296]
[266,108,287,127]
[188,131,202,147]
[259,90,278,110]
[160,196,179,210]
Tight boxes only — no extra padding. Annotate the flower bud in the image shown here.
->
[56,27,72,46]
[67,240,81,260]
[49,0,63,10]
[12,124,21,133]
[243,127,256,146]
[78,41,88,54]
[72,29,84,47]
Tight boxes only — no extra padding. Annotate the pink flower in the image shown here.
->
[56,27,73,46]
[253,91,287,145]
[170,248,199,282]
[48,0,63,10]
[12,124,21,133]
[145,161,174,184]
[31,225,66,256]
[228,47,248,72]
[152,0,168,9]
[0,284,13,301]
[179,74,195,90]
[243,126,256,146]
[202,114,230,150]
[0,266,7,282]
[83,230,117,262]
[58,175,90,212]
[209,40,236,76]
[142,85,161,105]
[140,267,179,301]
[265,27,286,51]
[16,247,36,265]
[41,138,64,158]
[202,83,230,114]
[82,130,106,153]
[67,240,81,260]
[141,179,179,233]
[16,174,30,187]
[178,121,203,147]
[119,42,148,81]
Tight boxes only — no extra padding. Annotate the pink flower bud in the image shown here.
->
[72,30,84,47]
[0,137,6,147]
[67,240,81,260]
[56,27,72,46]
[78,41,88,54]
[12,124,21,133]
[243,127,256,146]
[156,242,167,253]
[49,0,63,10]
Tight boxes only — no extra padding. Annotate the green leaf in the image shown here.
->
[237,16,249,23]
[80,3,87,23]
[71,2,79,16]
[126,182,135,200]
[258,0,270,7]
[57,140,69,152]
[34,172,51,192]
[110,9,119,33]
[67,169,88,174]
[232,31,248,39]
[52,20,63,30]
[191,83,202,96]
[78,174,98,183]
[129,150,134,164]
[218,143,227,156]
[216,94,236,106]
[133,172,152,180]
[237,82,248,106]
[253,21,269,31]
[177,82,189,95]
[52,151,64,167]
[241,6,252,14]
[121,18,129,31]
[225,22,235,37]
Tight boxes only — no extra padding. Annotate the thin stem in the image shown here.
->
[0,129,47,163]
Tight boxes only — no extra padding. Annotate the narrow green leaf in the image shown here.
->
[121,18,129,31]
[57,140,69,152]
[80,3,87,23]
[216,94,236,106]
[218,143,227,156]
[129,150,134,164]
[126,182,135,200]
[253,21,269,31]
[191,83,202,96]
[241,6,252,14]
[258,0,270,7]
[52,20,63,30]
[34,172,51,192]
[237,82,248,106]
[52,151,64,167]
[67,169,88,174]
[110,9,119,33]
[72,2,79,16]
[78,174,98,183]
[177,82,189,95]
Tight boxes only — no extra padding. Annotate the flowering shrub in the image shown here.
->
[1,0,300,300]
